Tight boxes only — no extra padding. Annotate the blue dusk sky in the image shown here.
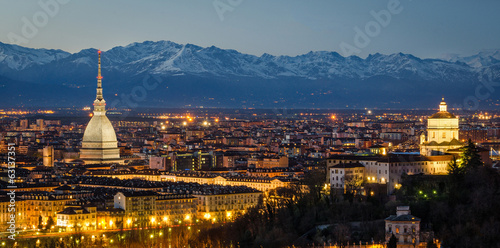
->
[0,0,499,58]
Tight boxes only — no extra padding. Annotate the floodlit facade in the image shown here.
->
[420,98,463,156]
[154,194,197,226]
[193,191,261,222]
[56,205,97,232]
[327,154,452,194]
[87,170,293,192]
[114,191,157,227]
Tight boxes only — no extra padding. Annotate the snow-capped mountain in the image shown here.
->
[0,43,69,71]
[442,50,500,68]
[0,40,482,81]
[0,40,498,109]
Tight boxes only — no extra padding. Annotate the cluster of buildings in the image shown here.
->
[0,51,498,246]
[0,178,260,233]
[328,99,493,195]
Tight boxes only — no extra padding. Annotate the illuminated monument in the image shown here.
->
[420,98,463,156]
[80,51,122,164]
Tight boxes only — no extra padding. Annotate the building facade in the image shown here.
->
[56,205,97,232]
[329,163,365,194]
[420,98,463,156]
[385,206,421,247]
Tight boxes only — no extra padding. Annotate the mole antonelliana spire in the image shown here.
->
[80,50,122,164]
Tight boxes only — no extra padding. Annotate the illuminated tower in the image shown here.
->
[420,98,463,156]
[80,51,122,164]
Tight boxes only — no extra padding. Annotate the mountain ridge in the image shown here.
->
[0,40,499,109]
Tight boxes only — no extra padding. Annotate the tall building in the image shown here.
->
[43,145,54,167]
[420,98,463,156]
[80,51,122,164]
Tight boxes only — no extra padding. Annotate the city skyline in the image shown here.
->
[1,2,499,247]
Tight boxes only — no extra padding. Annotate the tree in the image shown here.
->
[460,140,482,170]
[38,215,43,230]
[302,169,326,202]
[45,216,55,231]
[427,237,438,248]
[387,234,398,248]
[447,156,464,178]
[344,175,364,196]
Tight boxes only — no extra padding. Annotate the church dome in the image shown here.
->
[430,97,456,118]
[430,111,456,119]
[82,114,117,143]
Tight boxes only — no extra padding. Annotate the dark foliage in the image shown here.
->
[387,234,397,248]
[396,142,500,248]
[189,169,388,247]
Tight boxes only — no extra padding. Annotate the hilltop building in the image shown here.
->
[420,98,463,156]
[385,206,421,247]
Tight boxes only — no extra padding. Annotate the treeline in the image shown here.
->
[188,170,390,247]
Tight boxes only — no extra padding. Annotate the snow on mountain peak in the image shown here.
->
[0,41,70,70]
[0,40,495,83]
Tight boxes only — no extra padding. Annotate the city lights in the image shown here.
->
[0,46,493,247]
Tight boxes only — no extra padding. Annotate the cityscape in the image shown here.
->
[1,1,500,248]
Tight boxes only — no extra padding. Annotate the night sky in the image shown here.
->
[1,0,499,58]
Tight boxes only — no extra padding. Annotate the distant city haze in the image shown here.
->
[0,0,499,58]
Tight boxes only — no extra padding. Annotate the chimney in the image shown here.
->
[396,206,410,216]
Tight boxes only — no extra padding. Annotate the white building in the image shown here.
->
[327,154,452,194]
[329,162,365,194]
[385,206,421,247]
[420,98,463,156]
[56,205,97,231]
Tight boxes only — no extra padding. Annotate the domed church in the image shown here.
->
[80,51,122,164]
[420,98,463,156]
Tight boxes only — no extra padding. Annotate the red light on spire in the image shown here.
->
[97,76,103,79]
[98,50,101,54]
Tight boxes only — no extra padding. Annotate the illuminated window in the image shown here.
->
[432,132,435,138]
[442,132,446,138]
